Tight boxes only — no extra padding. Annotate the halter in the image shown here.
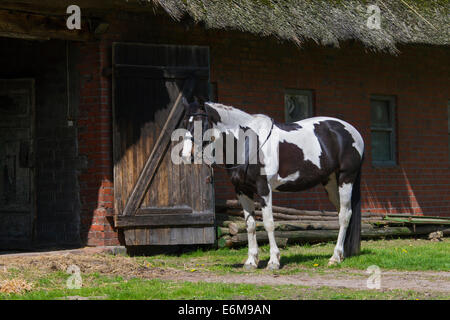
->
[185,112,209,118]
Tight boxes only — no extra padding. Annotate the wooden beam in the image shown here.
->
[115,212,214,228]
[121,77,196,216]
[0,9,92,41]
[137,206,192,215]
[115,65,210,79]
[0,0,158,14]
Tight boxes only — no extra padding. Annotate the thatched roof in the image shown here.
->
[151,0,449,53]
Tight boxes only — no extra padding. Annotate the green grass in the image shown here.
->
[2,277,448,300]
[0,238,448,300]
[139,238,450,274]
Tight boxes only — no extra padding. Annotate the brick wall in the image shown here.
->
[208,40,450,217]
[77,12,449,245]
[75,41,119,246]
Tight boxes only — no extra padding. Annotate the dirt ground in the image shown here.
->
[0,249,448,294]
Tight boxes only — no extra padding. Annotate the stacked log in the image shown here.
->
[215,200,449,248]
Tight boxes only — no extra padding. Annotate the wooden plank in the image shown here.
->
[386,214,450,221]
[226,225,450,247]
[121,77,196,216]
[218,200,338,217]
[123,226,216,245]
[384,217,450,225]
[0,9,92,41]
[0,0,168,14]
[115,212,214,228]
[137,206,192,215]
[114,65,209,79]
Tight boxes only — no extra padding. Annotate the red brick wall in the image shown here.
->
[76,13,449,245]
[76,41,119,246]
[209,40,450,217]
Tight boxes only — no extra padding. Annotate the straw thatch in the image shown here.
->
[151,0,449,53]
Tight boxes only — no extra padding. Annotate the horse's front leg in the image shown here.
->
[237,194,259,269]
[260,188,280,270]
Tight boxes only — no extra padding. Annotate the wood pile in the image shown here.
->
[215,200,450,248]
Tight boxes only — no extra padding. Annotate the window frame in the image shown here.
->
[284,89,314,123]
[370,95,397,167]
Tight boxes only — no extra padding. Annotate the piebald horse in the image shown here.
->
[181,99,364,269]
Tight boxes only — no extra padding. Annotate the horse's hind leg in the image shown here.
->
[324,173,340,212]
[238,194,259,269]
[328,178,354,266]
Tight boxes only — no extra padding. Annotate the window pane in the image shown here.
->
[285,92,311,122]
[371,99,391,127]
[372,131,392,162]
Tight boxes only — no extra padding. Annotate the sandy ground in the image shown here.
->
[0,249,448,294]
[166,270,450,293]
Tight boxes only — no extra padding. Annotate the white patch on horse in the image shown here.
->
[342,122,364,157]
[276,117,324,169]
[271,171,299,192]
[205,102,253,139]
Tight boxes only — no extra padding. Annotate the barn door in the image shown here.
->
[0,79,35,249]
[113,43,215,245]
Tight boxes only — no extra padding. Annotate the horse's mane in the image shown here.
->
[206,102,253,125]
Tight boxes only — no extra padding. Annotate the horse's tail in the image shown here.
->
[344,166,362,258]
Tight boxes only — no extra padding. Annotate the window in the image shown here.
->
[371,95,396,166]
[284,89,313,122]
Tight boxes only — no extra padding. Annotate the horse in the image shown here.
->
[180,98,364,270]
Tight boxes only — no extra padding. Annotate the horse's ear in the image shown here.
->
[195,95,206,108]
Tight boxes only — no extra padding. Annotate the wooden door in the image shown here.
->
[0,79,35,249]
[113,43,215,246]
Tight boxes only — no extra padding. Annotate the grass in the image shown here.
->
[2,277,448,300]
[0,238,448,300]
[139,238,450,274]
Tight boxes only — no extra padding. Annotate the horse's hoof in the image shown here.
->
[266,263,280,270]
[327,258,341,266]
[244,263,258,270]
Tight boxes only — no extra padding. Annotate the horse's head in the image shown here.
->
[181,96,210,162]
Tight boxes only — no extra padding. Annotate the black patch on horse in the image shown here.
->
[274,122,302,132]
[313,120,362,186]
[276,141,333,192]
[204,104,221,124]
